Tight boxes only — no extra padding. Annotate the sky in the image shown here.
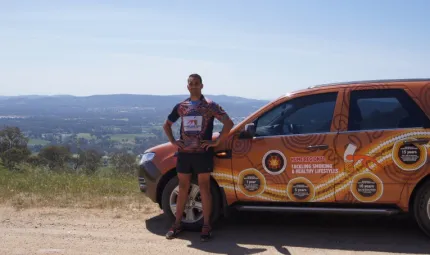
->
[1,0,430,100]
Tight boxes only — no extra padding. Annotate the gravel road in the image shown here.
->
[1,205,430,255]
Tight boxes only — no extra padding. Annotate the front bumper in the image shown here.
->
[138,160,162,203]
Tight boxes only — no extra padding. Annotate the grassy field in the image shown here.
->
[77,132,95,139]
[28,132,159,146]
[28,139,50,145]
[109,133,156,142]
[0,165,156,212]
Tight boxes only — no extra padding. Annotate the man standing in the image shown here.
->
[163,73,234,242]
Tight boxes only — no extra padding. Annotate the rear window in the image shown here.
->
[348,89,430,131]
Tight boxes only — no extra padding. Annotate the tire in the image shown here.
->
[413,180,430,238]
[161,175,222,231]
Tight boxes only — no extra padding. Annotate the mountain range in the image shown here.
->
[0,94,271,119]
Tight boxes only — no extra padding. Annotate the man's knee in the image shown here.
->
[178,181,190,191]
[178,173,191,190]
[198,173,211,191]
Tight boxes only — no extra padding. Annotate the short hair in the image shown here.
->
[189,73,202,83]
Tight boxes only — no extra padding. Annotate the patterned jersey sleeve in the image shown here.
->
[167,103,180,123]
[209,101,229,121]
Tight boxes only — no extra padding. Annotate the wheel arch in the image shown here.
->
[155,168,228,213]
[156,168,177,208]
[409,174,430,212]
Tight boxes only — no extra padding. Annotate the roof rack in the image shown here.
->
[308,78,430,89]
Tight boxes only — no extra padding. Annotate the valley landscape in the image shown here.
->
[0,94,269,156]
[0,93,270,215]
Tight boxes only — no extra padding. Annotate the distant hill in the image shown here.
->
[0,94,271,119]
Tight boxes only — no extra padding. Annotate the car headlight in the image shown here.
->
[139,152,155,164]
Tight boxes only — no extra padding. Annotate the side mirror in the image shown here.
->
[239,123,256,139]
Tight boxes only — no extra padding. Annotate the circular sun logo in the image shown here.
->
[262,150,287,175]
[267,155,282,170]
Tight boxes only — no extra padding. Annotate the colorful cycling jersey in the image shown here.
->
[167,95,229,153]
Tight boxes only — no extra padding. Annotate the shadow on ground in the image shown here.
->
[145,211,430,254]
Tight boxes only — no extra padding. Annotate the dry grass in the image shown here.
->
[0,165,158,213]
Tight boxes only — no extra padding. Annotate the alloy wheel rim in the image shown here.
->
[169,183,203,223]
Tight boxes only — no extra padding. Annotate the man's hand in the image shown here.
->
[171,140,186,149]
[200,139,220,151]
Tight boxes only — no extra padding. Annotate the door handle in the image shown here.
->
[403,138,429,145]
[307,144,329,150]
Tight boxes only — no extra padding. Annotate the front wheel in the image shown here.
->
[161,175,221,231]
[413,180,430,238]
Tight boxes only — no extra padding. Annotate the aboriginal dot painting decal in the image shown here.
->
[286,177,315,202]
[350,172,384,202]
[262,150,287,175]
[237,168,266,197]
[392,140,427,171]
[211,130,430,204]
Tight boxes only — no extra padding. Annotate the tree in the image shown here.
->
[26,154,48,167]
[38,145,72,171]
[74,148,102,174]
[0,126,31,170]
[109,151,137,175]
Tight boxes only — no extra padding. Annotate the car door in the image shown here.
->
[334,87,430,204]
[231,90,343,203]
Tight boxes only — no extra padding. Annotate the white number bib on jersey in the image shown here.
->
[183,116,203,132]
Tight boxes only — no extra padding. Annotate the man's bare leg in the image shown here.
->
[198,172,213,241]
[198,173,212,226]
[166,172,191,239]
[175,173,192,225]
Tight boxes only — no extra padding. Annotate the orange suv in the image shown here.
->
[138,78,430,237]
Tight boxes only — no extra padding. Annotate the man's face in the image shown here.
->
[187,77,203,94]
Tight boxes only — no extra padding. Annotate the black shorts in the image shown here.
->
[176,151,214,174]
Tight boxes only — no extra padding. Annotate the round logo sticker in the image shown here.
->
[350,172,383,202]
[286,177,315,202]
[262,150,287,175]
[392,140,427,171]
[237,168,266,197]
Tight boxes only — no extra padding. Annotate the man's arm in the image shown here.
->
[202,102,234,149]
[215,112,234,144]
[163,120,177,144]
[163,104,183,147]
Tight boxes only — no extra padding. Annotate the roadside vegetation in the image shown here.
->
[0,126,155,212]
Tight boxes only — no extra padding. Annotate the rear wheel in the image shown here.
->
[413,180,430,238]
[161,175,221,231]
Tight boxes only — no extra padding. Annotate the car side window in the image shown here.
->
[348,89,430,131]
[254,103,289,128]
[254,92,338,137]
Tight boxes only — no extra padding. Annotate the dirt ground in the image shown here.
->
[1,205,430,255]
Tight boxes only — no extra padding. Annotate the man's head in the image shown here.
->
[187,73,203,97]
